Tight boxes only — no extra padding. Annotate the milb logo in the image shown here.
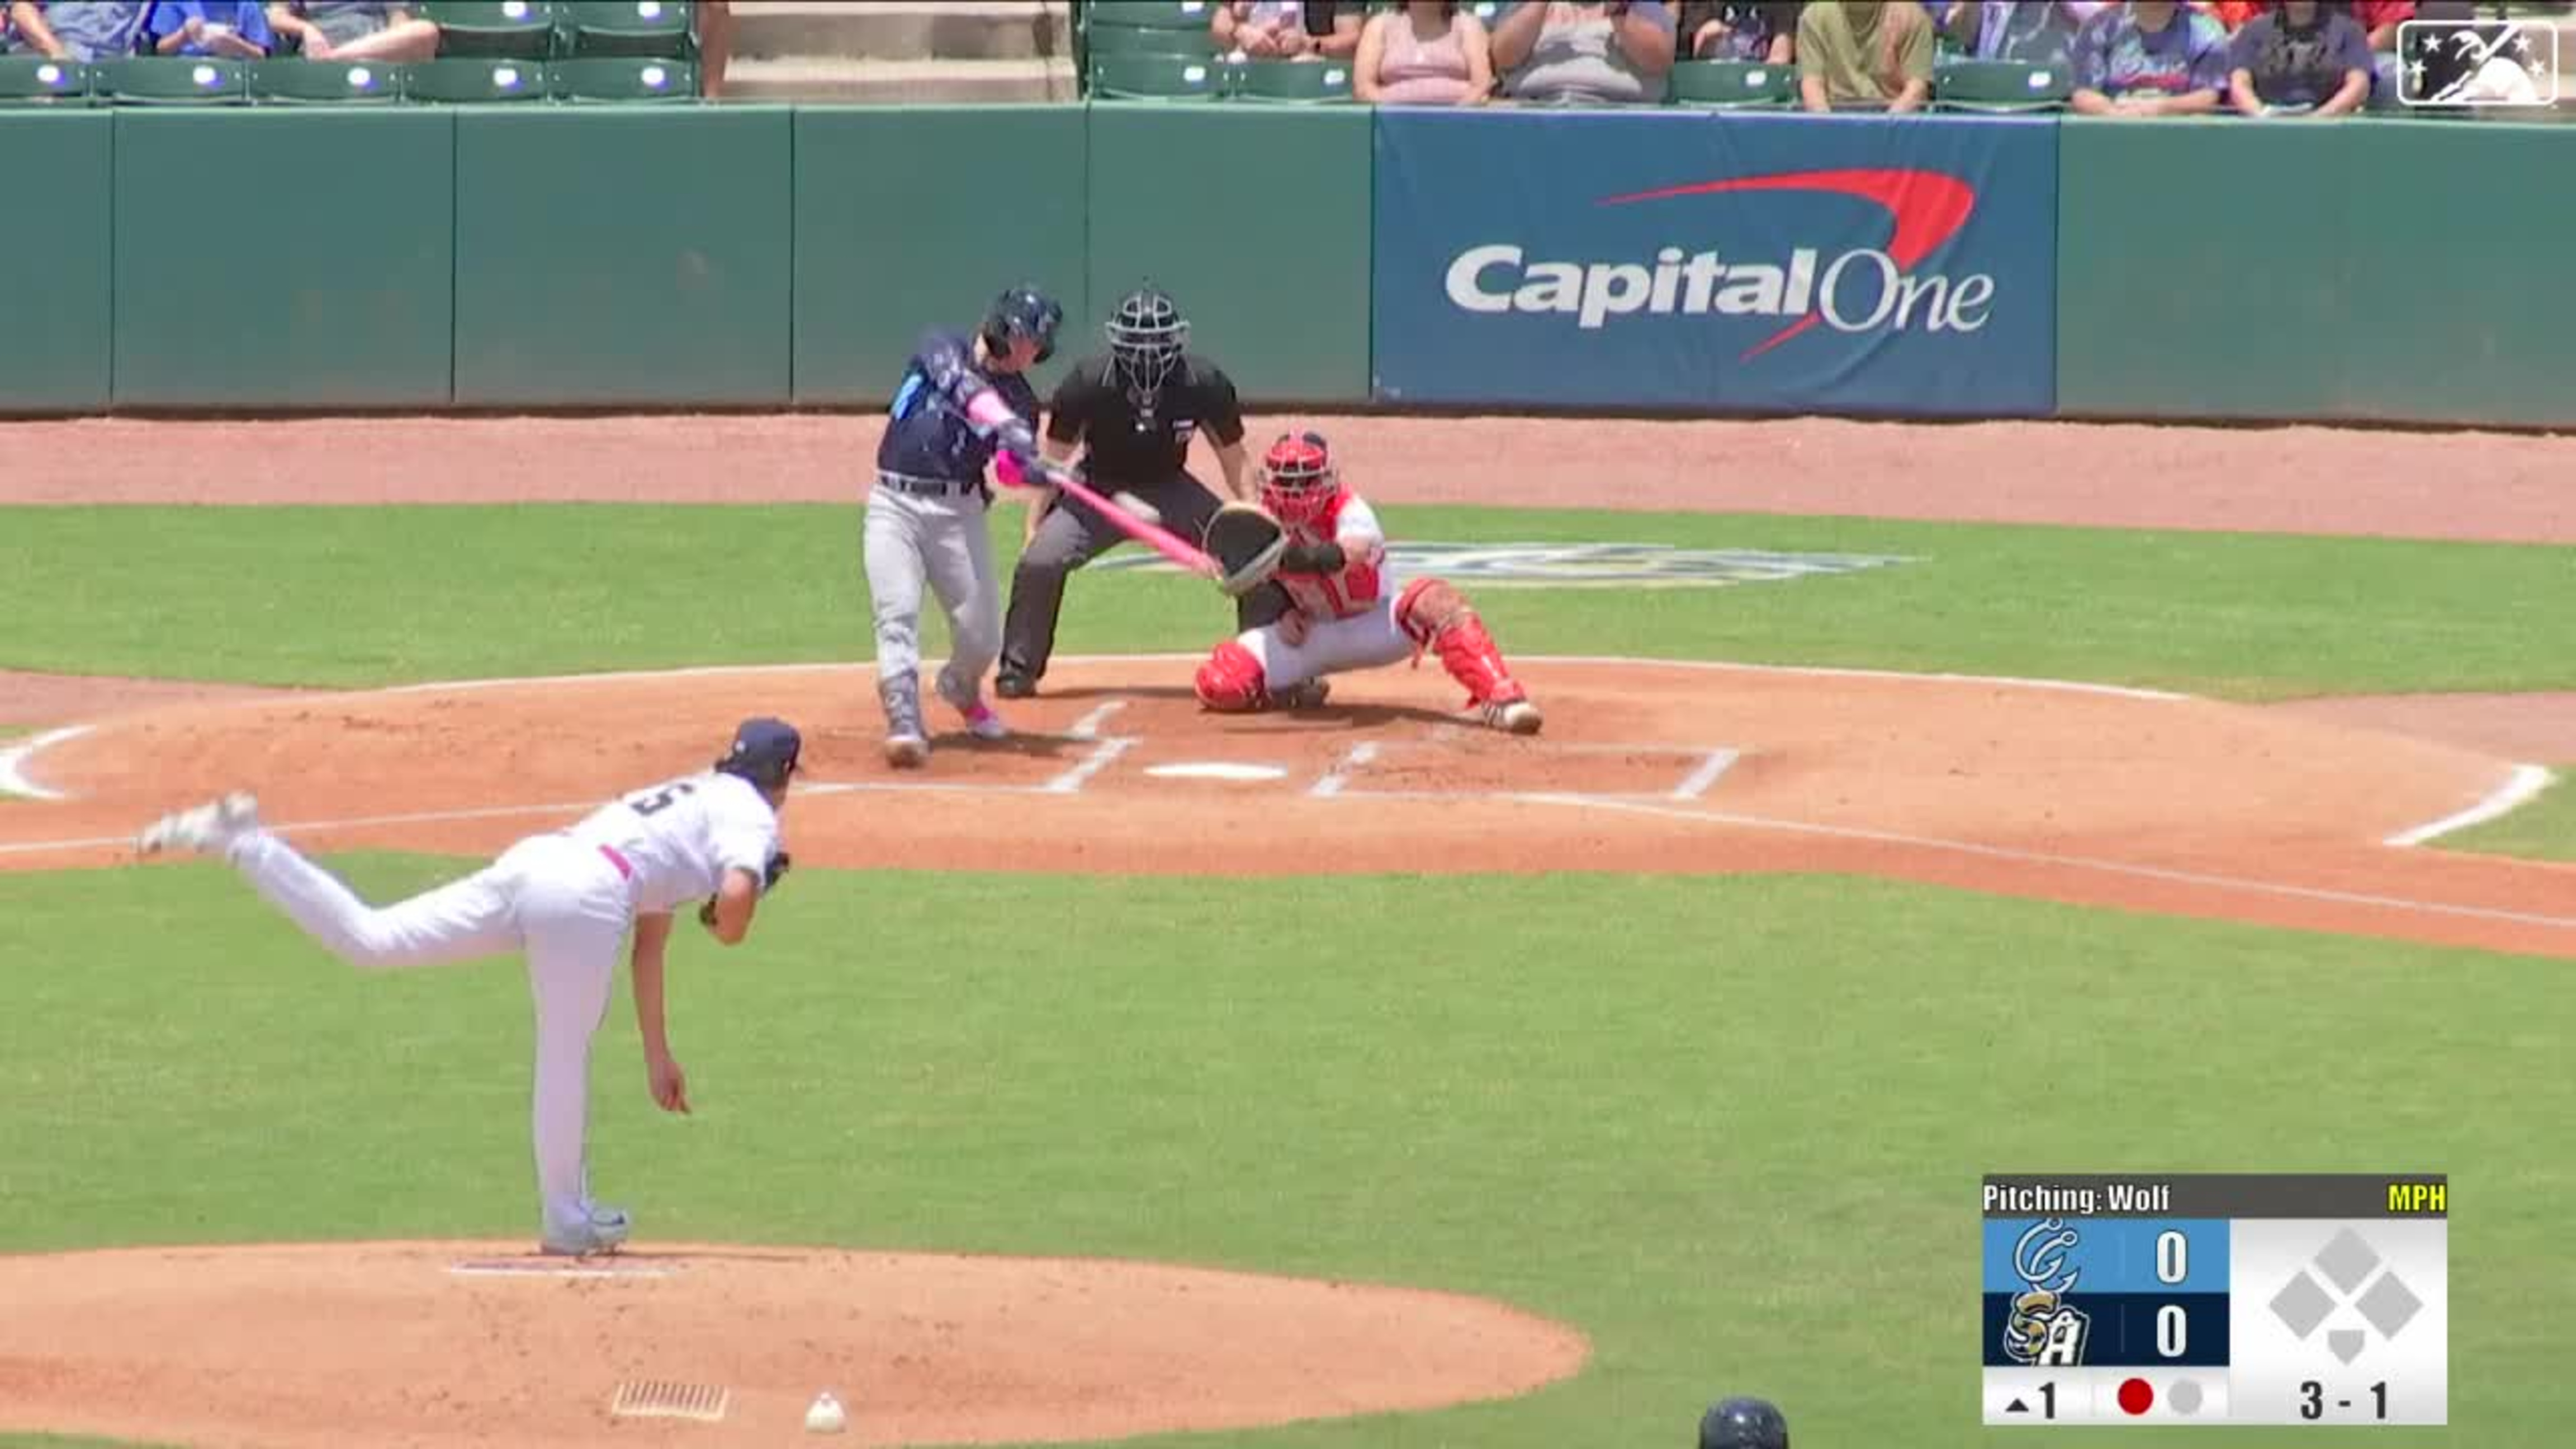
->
[1442,168,1997,362]
[2398,18,2559,106]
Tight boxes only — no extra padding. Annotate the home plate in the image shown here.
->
[1144,761,1289,783]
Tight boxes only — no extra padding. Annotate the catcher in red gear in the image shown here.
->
[1192,430,1542,734]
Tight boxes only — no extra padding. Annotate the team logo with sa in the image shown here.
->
[1092,542,1910,590]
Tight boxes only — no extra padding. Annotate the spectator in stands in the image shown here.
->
[1934,1,2099,66]
[1355,1,1496,103]
[265,2,437,61]
[1214,1,1364,61]
[2224,1,2421,105]
[2225,0,2371,113]
[5,1,153,59]
[2068,0,2229,113]
[1490,1,1678,105]
[698,0,729,98]
[1679,1,1798,62]
[149,0,272,56]
[1795,0,1933,110]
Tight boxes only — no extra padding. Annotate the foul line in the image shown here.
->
[0,726,90,802]
[2384,764,2556,847]
[1503,793,2576,932]
[1309,741,1381,798]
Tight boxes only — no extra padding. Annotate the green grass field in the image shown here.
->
[3,504,2570,1448]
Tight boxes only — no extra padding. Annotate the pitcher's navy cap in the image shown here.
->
[716,717,802,785]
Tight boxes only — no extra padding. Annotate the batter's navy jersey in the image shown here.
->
[1043,353,1246,487]
[877,330,1044,484]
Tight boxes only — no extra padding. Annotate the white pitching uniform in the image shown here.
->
[201,770,782,1246]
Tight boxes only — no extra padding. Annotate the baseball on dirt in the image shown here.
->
[1113,491,1162,526]
[805,1390,846,1433]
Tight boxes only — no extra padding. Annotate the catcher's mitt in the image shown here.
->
[1205,502,1288,598]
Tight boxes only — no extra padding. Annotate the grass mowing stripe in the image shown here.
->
[2,857,2565,1446]
[1,505,2568,699]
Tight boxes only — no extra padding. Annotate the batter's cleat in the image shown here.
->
[136,792,261,858]
[936,676,1011,740]
[994,672,1037,700]
[1481,699,1543,736]
[1272,679,1332,711]
[883,733,930,769]
[540,1204,631,1258]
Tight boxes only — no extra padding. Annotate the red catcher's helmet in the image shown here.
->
[1259,430,1339,531]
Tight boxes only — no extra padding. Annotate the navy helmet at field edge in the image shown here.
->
[1105,285,1188,404]
[1698,1396,1788,1449]
[714,717,803,792]
[983,285,1065,365]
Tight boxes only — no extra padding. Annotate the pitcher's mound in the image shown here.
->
[0,1240,1590,1448]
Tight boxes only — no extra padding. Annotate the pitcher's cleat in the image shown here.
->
[540,1204,631,1258]
[136,792,261,858]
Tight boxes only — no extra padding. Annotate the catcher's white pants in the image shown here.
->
[1240,595,1415,688]
[228,831,631,1240]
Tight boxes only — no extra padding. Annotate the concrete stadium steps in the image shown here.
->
[725,56,1078,105]
[729,0,1069,61]
[722,1,1073,104]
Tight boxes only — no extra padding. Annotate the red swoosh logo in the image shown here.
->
[1598,168,1977,361]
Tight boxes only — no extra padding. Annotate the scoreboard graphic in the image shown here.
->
[1982,1174,2447,1427]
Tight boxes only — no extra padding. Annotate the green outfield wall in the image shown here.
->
[1,104,2568,428]
[2054,118,2574,430]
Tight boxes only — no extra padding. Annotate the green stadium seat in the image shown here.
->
[93,57,250,105]
[1667,59,1795,108]
[249,59,405,103]
[1085,1,1219,34]
[549,55,696,101]
[423,0,562,59]
[403,55,549,101]
[0,55,92,106]
[1932,58,2073,112]
[1231,58,1353,103]
[557,0,693,58]
[1089,51,1223,100]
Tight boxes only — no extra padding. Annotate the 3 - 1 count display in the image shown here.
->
[1980,1174,2447,1427]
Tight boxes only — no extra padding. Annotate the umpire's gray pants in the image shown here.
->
[865,481,1001,719]
[1001,470,1229,686]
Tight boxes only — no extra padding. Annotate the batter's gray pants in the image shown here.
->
[1000,469,1234,688]
[865,481,1002,726]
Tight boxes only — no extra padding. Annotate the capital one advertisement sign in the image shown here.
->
[1370,110,2058,415]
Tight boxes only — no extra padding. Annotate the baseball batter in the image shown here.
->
[997,285,1257,698]
[1195,430,1543,733]
[134,718,804,1258]
[866,286,1064,766]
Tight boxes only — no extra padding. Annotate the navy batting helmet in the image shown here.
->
[1105,285,1188,402]
[1699,1397,1789,1449]
[982,285,1064,365]
[714,717,802,792]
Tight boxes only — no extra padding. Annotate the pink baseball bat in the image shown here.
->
[1002,453,1218,577]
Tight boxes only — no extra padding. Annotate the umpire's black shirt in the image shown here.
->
[1043,353,1247,487]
